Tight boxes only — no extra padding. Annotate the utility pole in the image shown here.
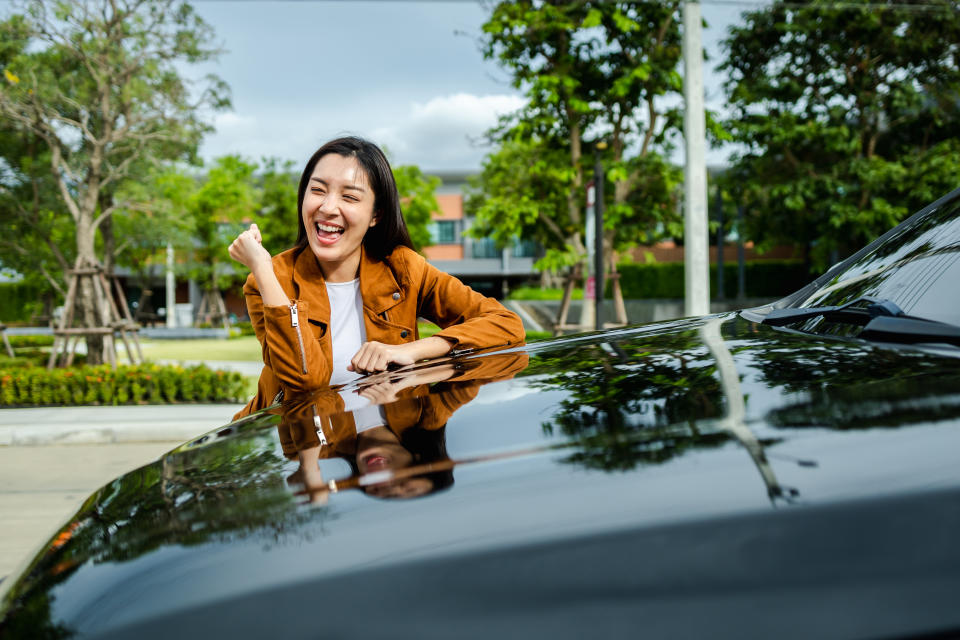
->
[683,0,710,316]
[594,148,605,331]
[166,243,176,328]
[583,181,596,331]
[715,180,725,301]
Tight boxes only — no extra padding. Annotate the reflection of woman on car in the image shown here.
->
[228,136,524,419]
[280,352,528,501]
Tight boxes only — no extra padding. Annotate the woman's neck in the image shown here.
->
[318,251,362,282]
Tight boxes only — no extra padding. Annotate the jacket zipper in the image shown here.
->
[290,303,307,375]
[312,405,328,446]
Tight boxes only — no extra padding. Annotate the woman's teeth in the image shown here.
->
[316,222,344,234]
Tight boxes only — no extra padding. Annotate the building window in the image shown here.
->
[471,237,500,259]
[429,220,458,244]
[513,239,539,258]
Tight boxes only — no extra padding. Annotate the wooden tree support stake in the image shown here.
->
[48,263,143,369]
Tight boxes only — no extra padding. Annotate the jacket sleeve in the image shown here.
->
[244,273,332,392]
[414,257,526,351]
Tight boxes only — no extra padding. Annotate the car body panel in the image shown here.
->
[3,311,960,638]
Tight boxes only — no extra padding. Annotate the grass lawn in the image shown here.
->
[139,336,263,362]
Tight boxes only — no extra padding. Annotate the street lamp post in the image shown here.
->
[594,143,606,331]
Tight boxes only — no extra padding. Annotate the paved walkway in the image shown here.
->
[0,403,244,446]
[0,442,181,579]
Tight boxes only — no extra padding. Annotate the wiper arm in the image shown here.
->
[761,296,904,327]
[762,296,960,347]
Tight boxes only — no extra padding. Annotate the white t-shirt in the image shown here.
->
[325,279,386,432]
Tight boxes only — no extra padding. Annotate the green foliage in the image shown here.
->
[466,135,576,264]
[0,0,228,356]
[616,259,810,299]
[186,155,261,292]
[508,286,584,301]
[0,362,246,407]
[475,1,688,276]
[505,260,807,300]
[393,165,440,251]
[230,321,256,338]
[111,163,198,283]
[6,334,54,348]
[0,281,44,322]
[721,0,960,270]
[256,157,299,256]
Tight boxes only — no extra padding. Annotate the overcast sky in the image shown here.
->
[190,1,750,173]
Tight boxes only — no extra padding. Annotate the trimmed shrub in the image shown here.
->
[0,362,247,407]
[0,282,45,323]
[7,335,55,349]
[508,287,584,301]
[615,259,811,300]
[231,321,256,337]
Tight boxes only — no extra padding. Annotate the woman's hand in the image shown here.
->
[348,336,453,375]
[357,362,457,405]
[228,223,272,271]
[348,341,417,374]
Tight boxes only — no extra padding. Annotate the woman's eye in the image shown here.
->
[344,196,358,202]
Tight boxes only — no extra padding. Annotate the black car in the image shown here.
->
[2,187,960,639]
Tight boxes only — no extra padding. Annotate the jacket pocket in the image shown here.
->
[308,318,328,338]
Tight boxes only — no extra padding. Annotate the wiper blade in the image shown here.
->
[761,296,904,327]
[861,316,960,347]
[762,296,960,347]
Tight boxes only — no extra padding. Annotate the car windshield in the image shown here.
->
[792,189,960,328]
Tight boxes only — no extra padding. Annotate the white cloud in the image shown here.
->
[199,93,526,173]
[372,93,526,171]
[212,112,257,132]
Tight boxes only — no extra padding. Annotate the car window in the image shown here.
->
[798,192,960,327]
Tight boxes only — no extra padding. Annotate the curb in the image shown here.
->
[0,404,244,446]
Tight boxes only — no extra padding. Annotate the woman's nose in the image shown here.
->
[317,195,337,214]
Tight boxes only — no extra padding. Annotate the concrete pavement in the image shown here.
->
[0,442,183,580]
[0,403,245,446]
[0,402,246,578]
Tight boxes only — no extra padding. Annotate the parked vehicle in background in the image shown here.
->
[2,187,960,639]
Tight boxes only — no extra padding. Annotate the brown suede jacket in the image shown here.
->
[276,351,530,459]
[234,245,525,418]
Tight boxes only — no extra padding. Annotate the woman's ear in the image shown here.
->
[369,212,379,228]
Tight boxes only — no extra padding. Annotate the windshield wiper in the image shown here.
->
[761,296,904,327]
[762,296,960,347]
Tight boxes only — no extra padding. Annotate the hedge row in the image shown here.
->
[614,259,811,299]
[0,282,44,323]
[0,363,247,407]
[5,334,55,349]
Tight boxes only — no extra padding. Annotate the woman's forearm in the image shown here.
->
[250,260,289,307]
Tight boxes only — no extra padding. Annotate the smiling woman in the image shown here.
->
[228,136,525,419]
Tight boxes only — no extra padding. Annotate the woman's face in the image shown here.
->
[301,153,377,281]
[356,426,434,499]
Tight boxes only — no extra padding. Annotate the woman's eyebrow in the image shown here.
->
[310,177,366,192]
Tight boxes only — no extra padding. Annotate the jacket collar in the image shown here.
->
[290,245,405,316]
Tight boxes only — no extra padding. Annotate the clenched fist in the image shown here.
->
[229,223,272,271]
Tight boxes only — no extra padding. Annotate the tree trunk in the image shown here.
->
[76,214,105,365]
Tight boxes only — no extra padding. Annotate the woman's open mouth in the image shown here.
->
[315,221,344,245]
[362,454,389,471]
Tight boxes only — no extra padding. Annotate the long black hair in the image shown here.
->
[294,136,414,261]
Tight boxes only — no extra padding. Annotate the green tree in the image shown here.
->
[720,0,960,271]
[186,155,260,326]
[256,157,300,256]
[393,164,439,252]
[110,164,197,310]
[475,1,688,301]
[0,0,228,361]
[0,122,73,310]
